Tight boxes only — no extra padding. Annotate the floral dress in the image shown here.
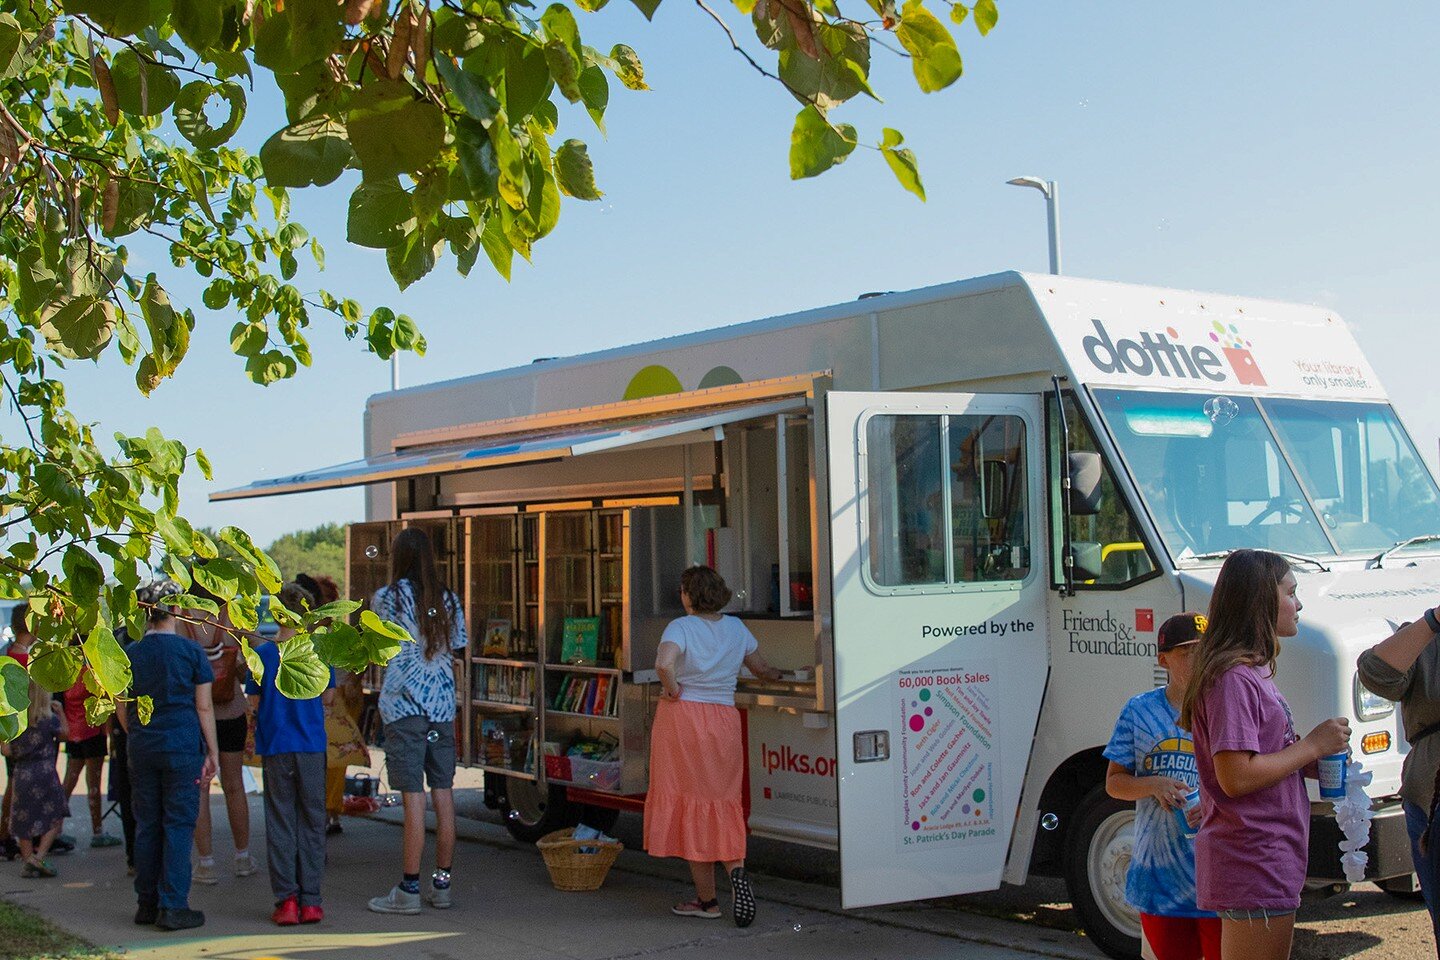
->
[7,715,66,839]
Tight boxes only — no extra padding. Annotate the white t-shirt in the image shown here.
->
[659,615,759,706]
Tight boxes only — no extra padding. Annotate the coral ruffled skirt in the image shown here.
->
[643,699,747,862]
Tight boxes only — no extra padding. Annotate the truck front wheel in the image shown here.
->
[497,777,580,844]
[1064,786,1142,960]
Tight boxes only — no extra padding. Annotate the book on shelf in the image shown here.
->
[550,674,616,717]
[560,616,599,664]
[481,618,511,656]
[472,663,533,705]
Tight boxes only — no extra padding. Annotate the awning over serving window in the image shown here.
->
[210,395,808,502]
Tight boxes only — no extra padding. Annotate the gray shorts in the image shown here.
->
[383,715,456,793]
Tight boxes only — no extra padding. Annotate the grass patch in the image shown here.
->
[0,898,119,960]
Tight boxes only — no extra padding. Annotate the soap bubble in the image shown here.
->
[1040,813,1059,831]
[427,607,438,617]
[793,924,802,932]
[1203,396,1239,427]
[426,729,440,743]
[365,545,380,559]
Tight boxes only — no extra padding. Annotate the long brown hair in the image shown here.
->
[1178,549,1291,730]
[390,528,453,661]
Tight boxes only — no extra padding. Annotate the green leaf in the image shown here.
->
[575,0,609,10]
[0,656,30,717]
[896,1,964,92]
[308,600,363,622]
[0,712,27,741]
[156,513,195,554]
[168,593,220,616]
[82,623,132,698]
[347,178,417,249]
[361,609,414,645]
[555,139,602,200]
[609,44,648,91]
[37,297,118,361]
[254,0,344,74]
[882,145,924,199]
[503,40,554,120]
[346,82,446,179]
[949,2,969,24]
[227,593,259,632]
[276,634,331,699]
[28,646,83,694]
[0,13,32,83]
[578,65,608,133]
[479,215,513,281]
[193,557,241,601]
[239,637,264,686]
[84,695,116,727]
[387,228,439,291]
[435,53,499,124]
[109,48,180,117]
[218,525,283,594]
[174,153,217,223]
[973,0,997,35]
[260,117,354,188]
[103,180,157,239]
[172,0,232,52]
[788,105,856,179]
[140,274,189,376]
[541,5,585,102]
[628,0,662,19]
[135,695,154,725]
[62,0,152,36]
[779,21,874,109]
[174,81,247,149]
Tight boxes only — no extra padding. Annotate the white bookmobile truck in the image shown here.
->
[218,272,1440,957]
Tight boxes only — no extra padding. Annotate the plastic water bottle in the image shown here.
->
[1174,787,1200,839]
[1318,753,1348,800]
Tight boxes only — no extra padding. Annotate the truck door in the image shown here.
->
[827,391,1048,908]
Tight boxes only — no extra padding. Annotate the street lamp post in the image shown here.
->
[1006,176,1061,275]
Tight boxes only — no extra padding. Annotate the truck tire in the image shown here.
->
[497,778,580,844]
[1064,786,1142,960]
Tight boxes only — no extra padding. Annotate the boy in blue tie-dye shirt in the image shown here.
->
[1104,613,1220,960]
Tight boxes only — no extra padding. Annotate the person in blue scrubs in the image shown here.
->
[119,580,220,931]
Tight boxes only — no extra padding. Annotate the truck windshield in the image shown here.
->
[1093,389,1440,560]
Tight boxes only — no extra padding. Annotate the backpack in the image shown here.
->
[206,641,241,705]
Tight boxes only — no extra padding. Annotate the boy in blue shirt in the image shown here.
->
[1104,613,1219,960]
[246,582,334,927]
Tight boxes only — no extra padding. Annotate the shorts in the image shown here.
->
[65,734,107,759]
[1216,907,1296,922]
[1140,913,1222,960]
[383,715,456,793]
[216,715,248,754]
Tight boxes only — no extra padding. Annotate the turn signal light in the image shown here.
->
[1362,732,1390,755]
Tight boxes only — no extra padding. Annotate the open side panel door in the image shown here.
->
[828,391,1049,908]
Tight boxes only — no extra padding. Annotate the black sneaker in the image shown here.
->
[134,904,158,925]
[729,867,756,928]
[155,907,205,931]
[50,835,75,855]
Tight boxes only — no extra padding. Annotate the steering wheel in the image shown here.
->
[1246,497,1309,529]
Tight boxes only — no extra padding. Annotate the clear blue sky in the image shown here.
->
[48,3,1440,547]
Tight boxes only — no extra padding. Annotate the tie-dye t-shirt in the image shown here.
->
[373,578,468,724]
[1103,688,1214,918]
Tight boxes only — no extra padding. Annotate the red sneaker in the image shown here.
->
[299,905,323,925]
[271,897,300,926]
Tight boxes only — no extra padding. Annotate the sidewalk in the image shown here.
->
[1,790,1094,960]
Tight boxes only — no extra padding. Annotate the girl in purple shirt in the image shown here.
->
[1179,550,1350,960]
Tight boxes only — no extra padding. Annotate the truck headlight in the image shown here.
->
[1354,672,1395,721]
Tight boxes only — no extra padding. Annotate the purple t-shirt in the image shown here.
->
[1191,664,1309,912]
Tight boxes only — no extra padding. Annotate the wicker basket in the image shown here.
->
[537,828,624,892]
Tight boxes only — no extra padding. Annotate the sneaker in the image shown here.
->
[50,835,74,854]
[425,879,452,910]
[368,885,421,915]
[134,904,158,925]
[299,904,324,924]
[729,867,756,928]
[192,862,219,886]
[21,859,57,878]
[326,818,343,836]
[271,897,299,927]
[90,833,122,848]
[233,853,257,877]
[155,907,205,931]
[671,898,721,919]
[1,838,19,861]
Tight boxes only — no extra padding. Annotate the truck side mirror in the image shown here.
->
[1069,541,1104,581]
[981,459,1009,520]
[1068,451,1104,516]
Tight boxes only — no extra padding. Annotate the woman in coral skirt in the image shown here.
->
[644,566,781,928]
